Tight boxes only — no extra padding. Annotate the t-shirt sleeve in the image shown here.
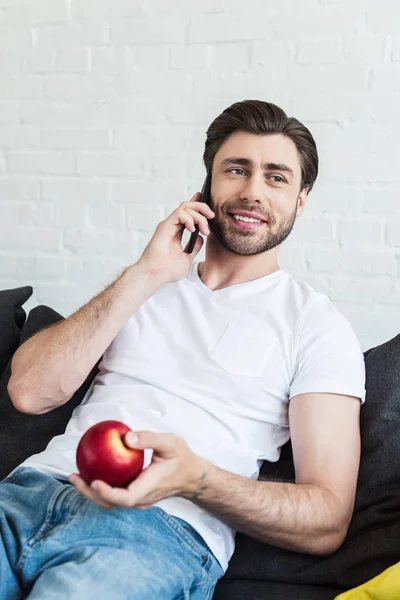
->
[289,296,366,403]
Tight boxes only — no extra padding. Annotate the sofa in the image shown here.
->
[1,286,400,600]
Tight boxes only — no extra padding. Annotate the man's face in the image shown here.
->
[208,131,307,256]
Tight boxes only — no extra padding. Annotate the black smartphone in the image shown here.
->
[185,172,212,254]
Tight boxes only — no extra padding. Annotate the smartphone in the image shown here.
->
[185,172,212,254]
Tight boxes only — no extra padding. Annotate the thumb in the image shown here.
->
[124,431,178,457]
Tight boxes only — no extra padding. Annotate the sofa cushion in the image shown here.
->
[214,580,346,600]
[220,333,400,591]
[0,305,97,480]
[0,287,32,375]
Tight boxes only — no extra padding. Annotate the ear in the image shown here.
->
[296,187,309,216]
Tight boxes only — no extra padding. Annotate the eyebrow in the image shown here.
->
[220,157,295,179]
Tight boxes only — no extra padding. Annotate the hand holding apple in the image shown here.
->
[69,429,210,511]
[76,420,144,487]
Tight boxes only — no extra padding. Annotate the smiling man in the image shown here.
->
[2,100,365,600]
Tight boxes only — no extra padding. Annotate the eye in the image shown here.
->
[268,174,286,184]
[228,168,246,175]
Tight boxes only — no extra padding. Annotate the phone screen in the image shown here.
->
[185,172,212,254]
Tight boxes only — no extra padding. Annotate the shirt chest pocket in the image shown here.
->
[210,322,278,378]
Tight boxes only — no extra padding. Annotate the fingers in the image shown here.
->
[69,474,115,509]
[180,208,210,235]
[176,204,214,235]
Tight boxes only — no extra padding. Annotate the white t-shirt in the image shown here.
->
[22,262,366,571]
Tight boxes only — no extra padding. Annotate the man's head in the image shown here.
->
[202,100,318,257]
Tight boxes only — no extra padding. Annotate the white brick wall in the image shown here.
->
[0,0,399,351]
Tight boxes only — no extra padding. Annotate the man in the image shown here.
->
[2,100,365,599]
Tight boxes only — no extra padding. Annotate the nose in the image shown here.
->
[239,172,265,204]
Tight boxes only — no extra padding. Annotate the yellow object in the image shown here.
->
[335,563,400,599]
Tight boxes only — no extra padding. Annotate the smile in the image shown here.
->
[229,214,265,231]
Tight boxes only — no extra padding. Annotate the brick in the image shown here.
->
[0,103,18,123]
[17,203,54,228]
[63,230,134,257]
[189,14,273,43]
[286,64,365,94]
[390,36,400,61]
[363,188,400,215]
[0,52,21,74]
[1,0,68,25]
[164,99,219,124]
[0,76,43,100]
[321,151,398,184]
[6,152,75,175]
[42,179,109,204]
[297,39,339,65]
[43,76,115,100]
[340,249,396,276]
[70,0,146,20]
[77,153,148,178]
[329,277,394,304]
[150,153,188,180]
[209,44,249,71]
[113,125,191,153]
[0,178,39,202]
[0,201,18,227]
[170,45,210,70]
[0,227,61,252]
[291,216,335,243]
[109,17,187,45]
[387,219,400,246]
[87,204,125,231]
[65,258,123,285]
[126,205,164,232]
[55,49,90,73]
[339,219,384,246]
[111,181,186,205]
[308,247,341,273]
[0,125,40,149]
[370,67,400,93]
[279,243,307,270]
[0,255,66,281]
[0,28,33,51]
[366,3,400,34]
[128,46,169,71]
[19,101,93,126]
[21,49,56,73]
[273,5,360,38]
[35,24,106,49]
[90,48,127,74]
[51,203,89,230]
[41,128,110,150]
[341,36,385,64]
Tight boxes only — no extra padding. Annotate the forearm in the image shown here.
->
[187,460,347,556]
[8,263,162,414]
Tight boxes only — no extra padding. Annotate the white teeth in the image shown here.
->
[233,215,261,223]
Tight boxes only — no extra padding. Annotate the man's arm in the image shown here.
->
[188,392,361,555]
[71,392,361,557]
[8,195,214,415]
[8,264,163,415]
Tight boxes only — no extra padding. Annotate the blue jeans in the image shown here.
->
[0,467,224,599]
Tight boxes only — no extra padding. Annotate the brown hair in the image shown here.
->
[203,99,319,192]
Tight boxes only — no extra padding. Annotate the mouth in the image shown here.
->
[229,213,266,231]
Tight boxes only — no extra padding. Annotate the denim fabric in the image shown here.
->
[0,467,224,600]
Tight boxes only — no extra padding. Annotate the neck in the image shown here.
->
[198,240,280,292]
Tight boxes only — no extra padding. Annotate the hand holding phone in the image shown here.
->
[185,172,212,254]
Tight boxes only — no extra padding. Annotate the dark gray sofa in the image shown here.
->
[1,286,400,600]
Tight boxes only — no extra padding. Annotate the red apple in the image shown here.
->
[76,420,144,487]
